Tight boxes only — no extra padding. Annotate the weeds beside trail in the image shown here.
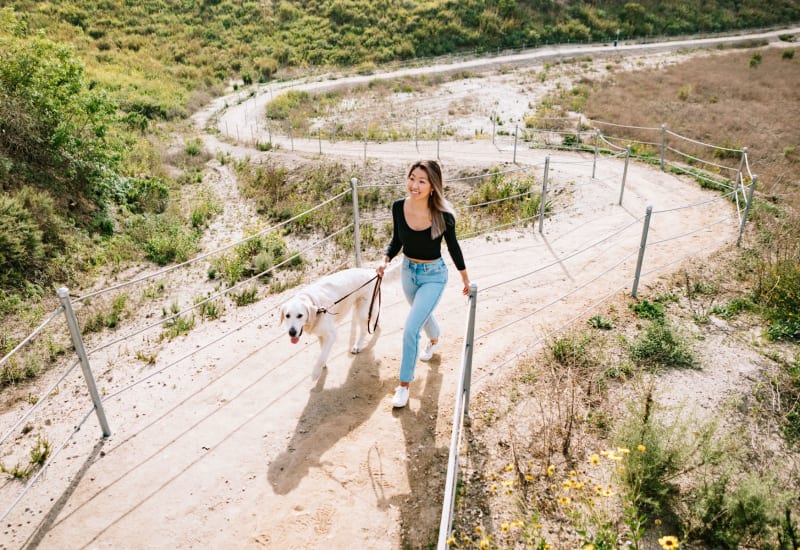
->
[451,45,800,549]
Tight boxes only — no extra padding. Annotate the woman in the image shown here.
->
[376,160,470,408]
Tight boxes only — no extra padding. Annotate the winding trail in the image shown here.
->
[4,27,796,550]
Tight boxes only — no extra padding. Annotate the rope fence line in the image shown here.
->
[0,117,755,541]
[83,223,354,359]
[0,359,81,448]
[0,307,65,369]
[76,188,351,303]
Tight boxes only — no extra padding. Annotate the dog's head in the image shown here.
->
[279,295,317,344]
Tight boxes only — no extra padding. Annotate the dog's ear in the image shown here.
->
[279,303,287,326]
[301,296,317,325]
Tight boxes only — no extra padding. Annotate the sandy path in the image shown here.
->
[3,30,781,550]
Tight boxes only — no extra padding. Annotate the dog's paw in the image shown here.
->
[311,364,325,381]
[350,344,362,355]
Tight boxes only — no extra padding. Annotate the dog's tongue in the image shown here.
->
[291,336,300,344]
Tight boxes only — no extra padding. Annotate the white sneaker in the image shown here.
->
[419,340,440,362]
[392,386,410,408]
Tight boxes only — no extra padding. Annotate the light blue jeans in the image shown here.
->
[399,257,448,383]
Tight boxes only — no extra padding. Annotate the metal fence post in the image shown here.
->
[539,154,550,233]
[318,127,322,154]
[631,205,653,298]
[736,146,748,187]
[619,145,631,205]
[436,282,478,550]
[463,282,478,415]
[491,112,496,145]
[660,123,666,171]
[57,288,111,438]
[513,124,519,163]
[737,175,757,247]
[288,123,293,151]
[351,177,362,266]
[592,129,600,179]
[575,115,582,151]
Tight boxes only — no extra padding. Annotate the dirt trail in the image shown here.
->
[4,30,788,550]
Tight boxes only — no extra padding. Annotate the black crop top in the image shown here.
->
[384,199,466,271]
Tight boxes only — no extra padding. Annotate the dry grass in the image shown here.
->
[451,45,800,549]
[582,45,800,206]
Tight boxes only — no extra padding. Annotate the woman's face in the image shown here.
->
[407,167,433,202]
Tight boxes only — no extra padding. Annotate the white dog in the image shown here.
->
[279,268,380,381]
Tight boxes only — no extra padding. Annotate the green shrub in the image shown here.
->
[782,48,795,59]
[231,285,259,306]
[630,300,665,321]
[688,472,787,548]
[629,321,697,370]
[83,294,128,333]
[126,212,200,266]
[757,260,800,341]
[0,194,44,288]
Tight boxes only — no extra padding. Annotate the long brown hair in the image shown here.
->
[408,160,455,239]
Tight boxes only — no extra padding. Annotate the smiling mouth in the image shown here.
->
[290,328,303,344]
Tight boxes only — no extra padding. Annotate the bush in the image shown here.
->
[0,194,44,288]
[688,472,786,548]
[629,321,697,370]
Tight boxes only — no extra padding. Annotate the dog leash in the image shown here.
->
[317,274,382,334]
[367,275,381,334]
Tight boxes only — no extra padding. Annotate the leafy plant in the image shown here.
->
[629,321,698,370]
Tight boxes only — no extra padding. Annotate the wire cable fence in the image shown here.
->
[0,125,755,544]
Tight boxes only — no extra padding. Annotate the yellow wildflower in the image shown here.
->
[525,474,534,481]
[475,525,484,534]
[658,535,680,548]
[547,464,555,476]
[505,464,514,472]
[479,537,491,549]
[502,480,514,487]
[569,470,577,478]
[501,522,510,533]
[511,520,524,529]
[490,483,497,493]
[655,518,662,526]
[637,444,646,452]
[617,447,631,454]
[589,454,600,466]
[562,481,573,490]
[446,535,456,546]
[583,545,596,550]
[558,496,571,505]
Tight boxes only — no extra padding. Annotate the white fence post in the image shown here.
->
[660,123,666,171]
[737,175,757,247]
[539,154,550,234]
[436,282,478,550]
[631,205,653,298]
[351,177,362,267]
[57,288,111,438]
[592,129,600,179]
[619,145,631,205]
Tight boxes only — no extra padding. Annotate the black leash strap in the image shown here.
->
[367,274,382,334]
